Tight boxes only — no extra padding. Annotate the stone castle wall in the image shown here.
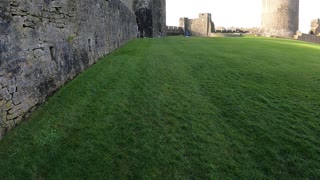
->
[260,0,299,38]
[0,0,140,139]
[166,26,184,36]
[294,33,320,44]
[179,13,215,37]
[120,0,135,12]
[134,0,166,38]
[152,0,166,37]
[294,19,320,44]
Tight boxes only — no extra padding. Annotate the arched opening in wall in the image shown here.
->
[135,8,153,38]
[309,30,315,35]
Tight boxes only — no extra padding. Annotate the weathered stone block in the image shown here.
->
[23,21,35,27]
[33,49,45,58]
[7,111,19,120]
[52,14,64,19]
[0,100,5,106]
[26,15,38,22]
[0,77,5,86]
[55,23,65,28]
[7,78,15,86]
[12,11,27,16]
[5,101,12,110]
[0,88,9,100]
[12,93,22,106]
[50,1,62,8]
[8,105,19,115]
[10,1,19,7]
[5,93,12,101]
[14,116,23,124]
[5,120,15,130]
[8,85,17,94]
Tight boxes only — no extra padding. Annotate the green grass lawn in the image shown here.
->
[0,36,320,179]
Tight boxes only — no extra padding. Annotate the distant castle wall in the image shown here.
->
[260,0,299,38]
[294,33,320,44]
[166,26,184,36]
[179,13,215,37]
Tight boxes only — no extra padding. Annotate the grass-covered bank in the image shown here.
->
[0,37,319,179]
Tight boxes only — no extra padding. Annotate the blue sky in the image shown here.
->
[167,0,320,33]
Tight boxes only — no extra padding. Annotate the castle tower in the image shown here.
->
[133,0,166,38]
[260,0,299,38]
[152,0,166,37]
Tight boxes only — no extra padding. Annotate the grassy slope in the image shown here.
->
[0,37,319,179]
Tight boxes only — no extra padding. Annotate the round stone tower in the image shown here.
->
[260,0,299,38]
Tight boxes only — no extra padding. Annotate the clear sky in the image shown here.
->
[167,0,320,33]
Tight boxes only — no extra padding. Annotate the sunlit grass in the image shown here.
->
[0,36,319,179]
